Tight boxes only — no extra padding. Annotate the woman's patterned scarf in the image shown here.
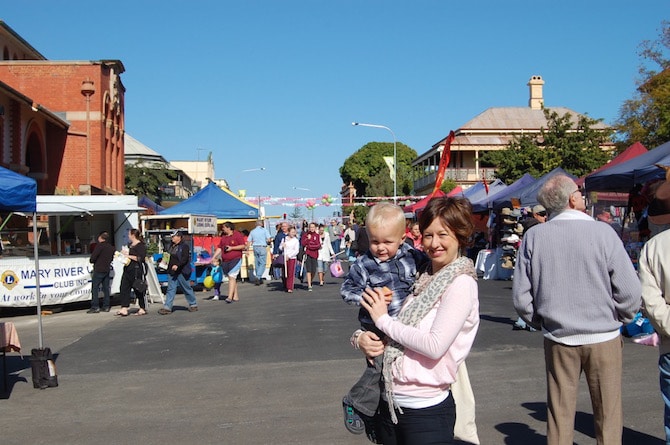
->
[382,255,477,424]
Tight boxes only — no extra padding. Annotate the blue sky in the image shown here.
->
[2,1,667,220]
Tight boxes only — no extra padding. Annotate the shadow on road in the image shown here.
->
[479,314,515,326]
[495,401,664,444]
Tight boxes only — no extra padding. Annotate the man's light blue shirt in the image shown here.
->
[248,226,272,246]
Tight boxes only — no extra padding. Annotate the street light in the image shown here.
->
[242,168,267,220]
[81,79,95,187]
[352,122,397,203]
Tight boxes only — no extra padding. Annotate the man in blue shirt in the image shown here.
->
[247,219,273,285]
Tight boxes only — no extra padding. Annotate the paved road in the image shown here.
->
[0,277,665,444]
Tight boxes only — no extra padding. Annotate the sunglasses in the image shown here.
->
[537,211,547,217]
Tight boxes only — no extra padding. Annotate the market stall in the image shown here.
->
[0,195,144,308]
[141,213,218,288]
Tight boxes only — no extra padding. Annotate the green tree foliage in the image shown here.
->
[340,142,418,198]
[479,109,612,184]
[347,205,369,225]
[124,163,176,204]
[616,20,670,149]
[439,178,458,194]
[289,205,304,221]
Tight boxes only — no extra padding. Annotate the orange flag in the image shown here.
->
[432,131,455,195]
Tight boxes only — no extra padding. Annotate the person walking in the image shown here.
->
[280,226,299,293]
[272,221,290,280]
[343,222,356,262]
[639,228,670,444]
[158,230,198,314]
[117,229,148,317]
[513,174,641,445]
[316,224,335,286]
[88,231,115,313]
[247,220,273,285]
[213,221,246,303]
[300,222,321,291]
[328,219,343,255]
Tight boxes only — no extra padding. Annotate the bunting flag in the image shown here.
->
[432,131,455,195]
[482,171,489,195]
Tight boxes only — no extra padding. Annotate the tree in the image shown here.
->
[479,108,612,184]
[339,142,418,198]
[289,205,304,221]
[125,163,176,204]
[616,20,670,149]
[439,178,458,194]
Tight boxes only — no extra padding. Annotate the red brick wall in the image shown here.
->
[0,62,125,194]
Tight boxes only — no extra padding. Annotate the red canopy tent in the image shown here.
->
[577,142,647,202]
[404,190,446,213]
[577,142,647,187]
[447,185,464,197]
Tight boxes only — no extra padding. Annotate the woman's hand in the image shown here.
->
[357,331,384,359]
[360,287,390,323]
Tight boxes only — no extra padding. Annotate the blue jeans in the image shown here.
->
[659,353,670,444]
[90,271,110,310]
[376,393,456,444]
[164,273,197,310]
[253,246,267,281]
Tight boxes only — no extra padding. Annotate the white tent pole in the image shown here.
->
[33,212,44,349]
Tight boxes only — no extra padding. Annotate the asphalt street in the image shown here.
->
[0,276,665,444]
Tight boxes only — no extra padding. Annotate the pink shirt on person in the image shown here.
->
[375,274,479,400]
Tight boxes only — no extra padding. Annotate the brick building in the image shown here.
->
[0,21,126,195]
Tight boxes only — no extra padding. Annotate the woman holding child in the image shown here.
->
[357,196,480,444]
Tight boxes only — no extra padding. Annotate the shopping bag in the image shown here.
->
[329,260,345,278]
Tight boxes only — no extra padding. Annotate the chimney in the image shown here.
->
[527,75,544,110]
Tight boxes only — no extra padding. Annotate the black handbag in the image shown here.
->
[132,262,147,293]
[132,278,147,293]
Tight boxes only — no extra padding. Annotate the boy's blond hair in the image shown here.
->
[366,202,406,238]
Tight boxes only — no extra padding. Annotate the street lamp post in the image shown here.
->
[352,122,397,203]
[80,79,96,187]
[242,168,267,220]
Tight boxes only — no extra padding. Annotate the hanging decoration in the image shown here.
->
[321,194,335,206]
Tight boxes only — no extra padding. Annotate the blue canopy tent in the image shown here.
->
[138,196,165,214]
[0,166,46,348]
[470,174,536,213]
[585,140,670,192]
[462,179,507,204]
[160,182,259,221]
[515,167,576,208]
[0,166,36,213]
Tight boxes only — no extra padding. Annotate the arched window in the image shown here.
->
[25,129,45,193]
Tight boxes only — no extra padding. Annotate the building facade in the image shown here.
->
[412,75,613,195]
[0,21,126,195]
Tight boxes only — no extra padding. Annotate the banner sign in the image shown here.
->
[0,257,94,307]
[191,215,218,234]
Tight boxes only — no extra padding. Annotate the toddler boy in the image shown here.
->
[340,202,427,440]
